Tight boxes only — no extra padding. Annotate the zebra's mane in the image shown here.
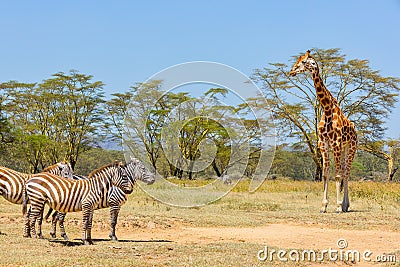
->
[87,161,124,178]
[42,162,67,172]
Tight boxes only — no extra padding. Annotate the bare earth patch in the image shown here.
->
[1,181,399,266]
[101,223,400,255]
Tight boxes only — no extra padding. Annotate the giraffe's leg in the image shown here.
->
[333,144,344,213]
[342,140,357,212]
[320,140,330,213]
[342,177,350,212]
[340,146,349,212]
[109,204,121,241]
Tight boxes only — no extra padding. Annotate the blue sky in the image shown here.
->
[1,1,399,138]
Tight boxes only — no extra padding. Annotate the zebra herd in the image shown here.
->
[0,158,155,245]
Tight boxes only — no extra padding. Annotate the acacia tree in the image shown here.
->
[1,71,105,171]
[43,71,105,169]
[168,88,233,179]
[105,91,133,143]
[0,86,20,169]
[0,87,13,145]
[107,80,211,177]
[107,80,169,171]
[361,140,400,181]
[252,48,400,181]
[106,83,248,179]
[1,82,48,172]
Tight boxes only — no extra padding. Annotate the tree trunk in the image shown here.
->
[387,156,397,181]
[151,160,157,174]
[68,155,77,171]
[389,167,398,181]
[314,164,322,182]
[211,160,222,177]
[313,148,323,181]
[188,160,195,180]
[177,169,183,179]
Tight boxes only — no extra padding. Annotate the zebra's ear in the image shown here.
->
[114,161,123,168]
[129,156,139,163]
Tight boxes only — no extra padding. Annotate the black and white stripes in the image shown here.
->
[0,162,73,205]
[48,158,156,241]
[24,161,134,245]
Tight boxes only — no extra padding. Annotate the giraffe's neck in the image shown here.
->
[311,68,337,114]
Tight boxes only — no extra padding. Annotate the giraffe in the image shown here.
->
[289,50,357,213]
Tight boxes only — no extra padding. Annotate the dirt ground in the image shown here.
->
[78,213,400,267]
[1,181,399,266]
[109,222,400,255]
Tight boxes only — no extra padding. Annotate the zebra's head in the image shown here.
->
[43,161,74,179]
[125,157,156,185]
[88,161,134,194]
[115,162,134,194]
[57,162,74,179]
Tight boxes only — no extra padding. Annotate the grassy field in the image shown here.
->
[0,179,399,266]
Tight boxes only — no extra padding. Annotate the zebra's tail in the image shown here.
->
[22,185,28,215]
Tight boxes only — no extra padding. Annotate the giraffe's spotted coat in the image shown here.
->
[289,50,358,213]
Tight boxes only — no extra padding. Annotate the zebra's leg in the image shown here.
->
[82,205,94,245]
[57,212,69,240]
[109,205,121,241]
[50,211,58,238]
[29,212,37,238]
[29,204,43,239]
[87,211,94,244]
[36,206,45,239]
[23,206,31,238]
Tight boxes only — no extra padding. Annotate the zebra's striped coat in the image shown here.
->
[0,162,73,205]
[24,161,134,245]
[0,162,73,238]
[48,158,156,241]
[48,176,128,240]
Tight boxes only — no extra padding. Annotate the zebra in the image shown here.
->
[0,162,73,205]
[23,161,134,245]
[43,174,85,240]
[0,162,73,237]
[46,157,156,241]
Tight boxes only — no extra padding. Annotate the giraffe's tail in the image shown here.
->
[340,179,344,192]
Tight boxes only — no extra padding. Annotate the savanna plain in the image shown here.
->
[0,179,399,267]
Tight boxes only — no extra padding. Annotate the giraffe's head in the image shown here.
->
[289,50,318,76]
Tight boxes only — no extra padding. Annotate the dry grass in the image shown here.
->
[1,179,399,266]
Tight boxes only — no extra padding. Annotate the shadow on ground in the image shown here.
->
[48,238,172,246]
